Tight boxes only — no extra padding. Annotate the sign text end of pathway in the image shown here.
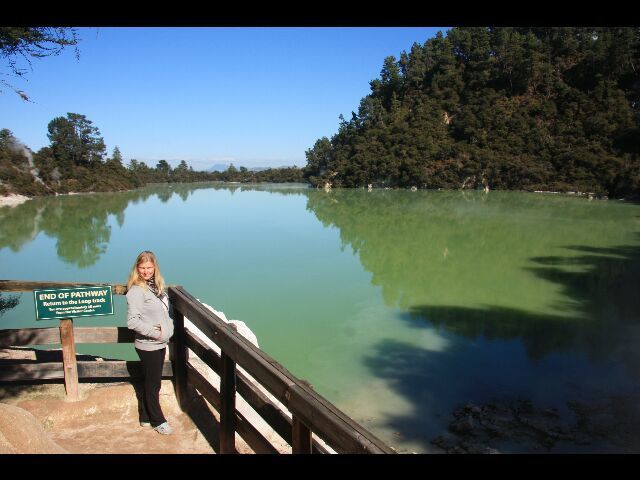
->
[34,286,114,321]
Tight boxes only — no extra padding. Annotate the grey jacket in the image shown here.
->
[126,284,174,351]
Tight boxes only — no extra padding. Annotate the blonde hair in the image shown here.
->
[127,250,166,293]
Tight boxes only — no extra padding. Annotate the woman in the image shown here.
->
[126,251,175,435]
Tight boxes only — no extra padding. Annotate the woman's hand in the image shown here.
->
[154,325,163,340]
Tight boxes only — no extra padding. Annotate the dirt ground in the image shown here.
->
[0,380,255,454]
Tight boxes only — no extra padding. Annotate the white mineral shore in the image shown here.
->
[0,194,30,208]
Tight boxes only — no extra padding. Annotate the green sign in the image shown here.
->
[34,286,114,321]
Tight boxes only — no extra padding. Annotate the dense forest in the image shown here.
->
[0,118,304,197]
[303,27,640,198]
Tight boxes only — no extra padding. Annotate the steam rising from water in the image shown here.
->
[7,137,45,185]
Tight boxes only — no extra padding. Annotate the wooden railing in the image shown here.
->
[0,280,395,454]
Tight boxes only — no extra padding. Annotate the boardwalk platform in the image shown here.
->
[0,280,395,454]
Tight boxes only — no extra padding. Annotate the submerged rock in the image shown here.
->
[450,415,475,434]
[433,396,640,454]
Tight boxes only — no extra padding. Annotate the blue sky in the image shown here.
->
[0,27,447,170]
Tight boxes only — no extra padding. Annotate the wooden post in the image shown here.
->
[219,351,237,453]
[292,416,313,454]
[171,309,189,410]
[59,318,79,401]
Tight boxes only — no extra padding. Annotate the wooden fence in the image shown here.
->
[0,280,395,454]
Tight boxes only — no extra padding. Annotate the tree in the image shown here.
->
[103,145,129,187]
[370,56,403,110]
[172,159,190,182]
[47,113,106,170]
[127,159,153,186]
[0,128,13,149]
[0,27,79,101]
[304,137,334,185]
[156,160,171,181]
[128,159,149,172]
[110,146,123,166]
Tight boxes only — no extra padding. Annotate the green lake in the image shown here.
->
[1,183,639,453]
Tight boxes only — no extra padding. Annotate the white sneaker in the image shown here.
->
[154,422,173,435]
[140,421,151,427]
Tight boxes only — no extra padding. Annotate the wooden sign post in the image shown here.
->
[59,318,79,401]
[33,285,115,402]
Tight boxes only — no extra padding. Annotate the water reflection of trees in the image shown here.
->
[407,243,640,371]
[0,183,311,269]
[306,189,640,362]
[0,186,187,267]
[0,193,135,267]
[231,183,310,196]
[306,189,640,452]
[149,181,309,199]
[0,294,19,316]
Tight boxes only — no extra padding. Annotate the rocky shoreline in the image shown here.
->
[432,397,640,454]
[0,194,30,208]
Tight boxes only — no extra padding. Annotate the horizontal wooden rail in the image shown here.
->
[0,327,136,347]
[0,280,179,295]
[169,285,394,454]
[0,327,61,346]
[0,361,173,382]
[74,327,136,344]
[185,329,329,454]
[0,280,129,295]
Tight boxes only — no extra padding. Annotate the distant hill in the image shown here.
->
[250,165,299,171]
[206,164,294,173]
[207,163,231,172]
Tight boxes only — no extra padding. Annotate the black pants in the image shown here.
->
[135,347,167,427]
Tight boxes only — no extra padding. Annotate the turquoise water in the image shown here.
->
[1,183,639,452]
